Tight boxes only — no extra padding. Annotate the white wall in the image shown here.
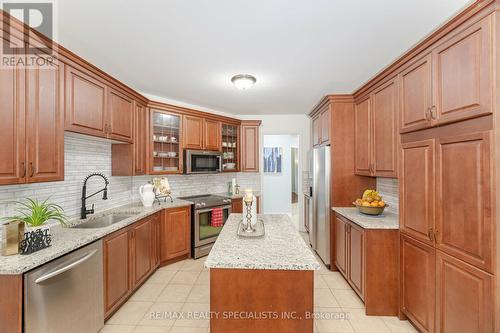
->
[262,135,298,215]
[240,114,311,231]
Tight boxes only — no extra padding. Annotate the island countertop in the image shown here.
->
[205,213,320,271]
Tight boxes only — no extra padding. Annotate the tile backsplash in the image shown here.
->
[376,178,399,214]
[0,133,261,223]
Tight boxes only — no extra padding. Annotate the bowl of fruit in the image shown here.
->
[353,190,387,216]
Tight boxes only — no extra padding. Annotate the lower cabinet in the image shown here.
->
[103,228,131,318]
[401,233,495,333]
[400,234,436,333]
[334,213,398,315]
[230,196,260,214]
[160,206,191,263]
[103,212,160,318]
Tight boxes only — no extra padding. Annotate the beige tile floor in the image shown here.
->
[102,256,417,333]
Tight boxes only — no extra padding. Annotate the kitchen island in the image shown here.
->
[205,213,320,333]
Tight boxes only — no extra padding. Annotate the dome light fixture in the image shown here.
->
[231,74,257,90]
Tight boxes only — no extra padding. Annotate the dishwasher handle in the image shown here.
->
[35,249,98,284]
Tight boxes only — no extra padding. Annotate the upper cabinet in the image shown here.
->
[0,38,64,185]
[399,16,492,133]
[65,65,134,143]
[183,115,221,151]
[150,109,182,174]
[65,65,107,138]
[371,78,398,177]
[107,88,133,143]
[222,124,239,172]
[241,120,261,172]
[354,77,398,178]
[204,118,221,151]
[311,106,330,147]
[111,102,147,176]
[354,96,372,176]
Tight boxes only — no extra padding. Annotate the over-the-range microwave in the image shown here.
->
[184,150,222,174]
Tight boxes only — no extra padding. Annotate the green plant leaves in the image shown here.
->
[1,198,68,227]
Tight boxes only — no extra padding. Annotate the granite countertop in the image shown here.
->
[332,207,399,230]
[0,199,192,275]
[205,213,320,271]
[217,191,261,200]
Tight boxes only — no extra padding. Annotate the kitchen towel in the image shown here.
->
[211,207,223,227]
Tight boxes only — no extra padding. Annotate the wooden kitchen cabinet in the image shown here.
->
[432,17,492,126]
[0,41,64,185]
[334,216,348,276]
[151,212,161,268]
[334,213,398,315]
[312,115,320,146]
[354,96,372,176]
[399,17,492,134]
[400,234,436,333]
[160,206,191,263]
[111,102,148,176]
[103,213,160,318]
[371,77,398,177]
[107,88,134,142]
[183,115,204,149]
[204,118,221,150]
[103,228,131,317]
[26,56,65,183]
[183,115,221,151]
[131,217,154,287]
[354,77,398,178]
[347,222,364,298]
[65,65,107,138]
[65,64,134,143]
[435,131,492,273]
[399,54,433,133]
[311,107,330,147]
[435,250,494,333]
[241,120,261,172]
[150,109,183,174]
[400,139,435,246]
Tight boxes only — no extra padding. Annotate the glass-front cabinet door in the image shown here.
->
[221,124,239,172]
[150,109,182,173]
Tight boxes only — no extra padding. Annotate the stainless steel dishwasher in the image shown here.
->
[24,240,104,333]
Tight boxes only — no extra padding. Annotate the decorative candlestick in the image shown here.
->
[243,190,255,233]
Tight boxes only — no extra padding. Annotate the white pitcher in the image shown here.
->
[139,183,155,207]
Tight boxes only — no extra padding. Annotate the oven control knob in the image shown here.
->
[195,203,202,208]
[200,202,206,206]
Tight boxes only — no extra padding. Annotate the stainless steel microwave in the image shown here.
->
[184,150,222,174]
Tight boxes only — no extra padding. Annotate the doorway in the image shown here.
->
[262,135,300,226]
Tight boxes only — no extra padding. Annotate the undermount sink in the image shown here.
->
[71,213,135,229]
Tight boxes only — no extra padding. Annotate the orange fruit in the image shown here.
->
[362,201,370,207]
[378,201,385,207]
[370,202,379,207]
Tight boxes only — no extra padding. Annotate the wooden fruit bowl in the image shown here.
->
[352,202,388,216]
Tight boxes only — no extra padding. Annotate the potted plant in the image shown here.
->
[2,198,67,254]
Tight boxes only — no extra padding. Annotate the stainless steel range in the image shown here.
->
[179,194,232,258]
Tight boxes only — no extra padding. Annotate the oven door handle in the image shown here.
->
[196,205,231,214]
[217,155,222,172]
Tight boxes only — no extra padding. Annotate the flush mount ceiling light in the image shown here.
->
[231,74,257,90]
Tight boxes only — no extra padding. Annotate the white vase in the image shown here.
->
[139,184,156,207]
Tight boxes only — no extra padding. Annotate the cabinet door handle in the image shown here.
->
[425,107,431,121]
[428,228,434,242]
[21,162,26,178]
[29,162,35,177]
[430,106,437,120]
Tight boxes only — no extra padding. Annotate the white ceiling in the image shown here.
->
[56,0,470,115]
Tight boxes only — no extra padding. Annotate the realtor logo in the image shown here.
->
[1,1,57,67]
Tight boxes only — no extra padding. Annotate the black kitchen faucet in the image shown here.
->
[81,173,109,219]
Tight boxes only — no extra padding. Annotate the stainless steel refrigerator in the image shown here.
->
[310,146,331,267]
